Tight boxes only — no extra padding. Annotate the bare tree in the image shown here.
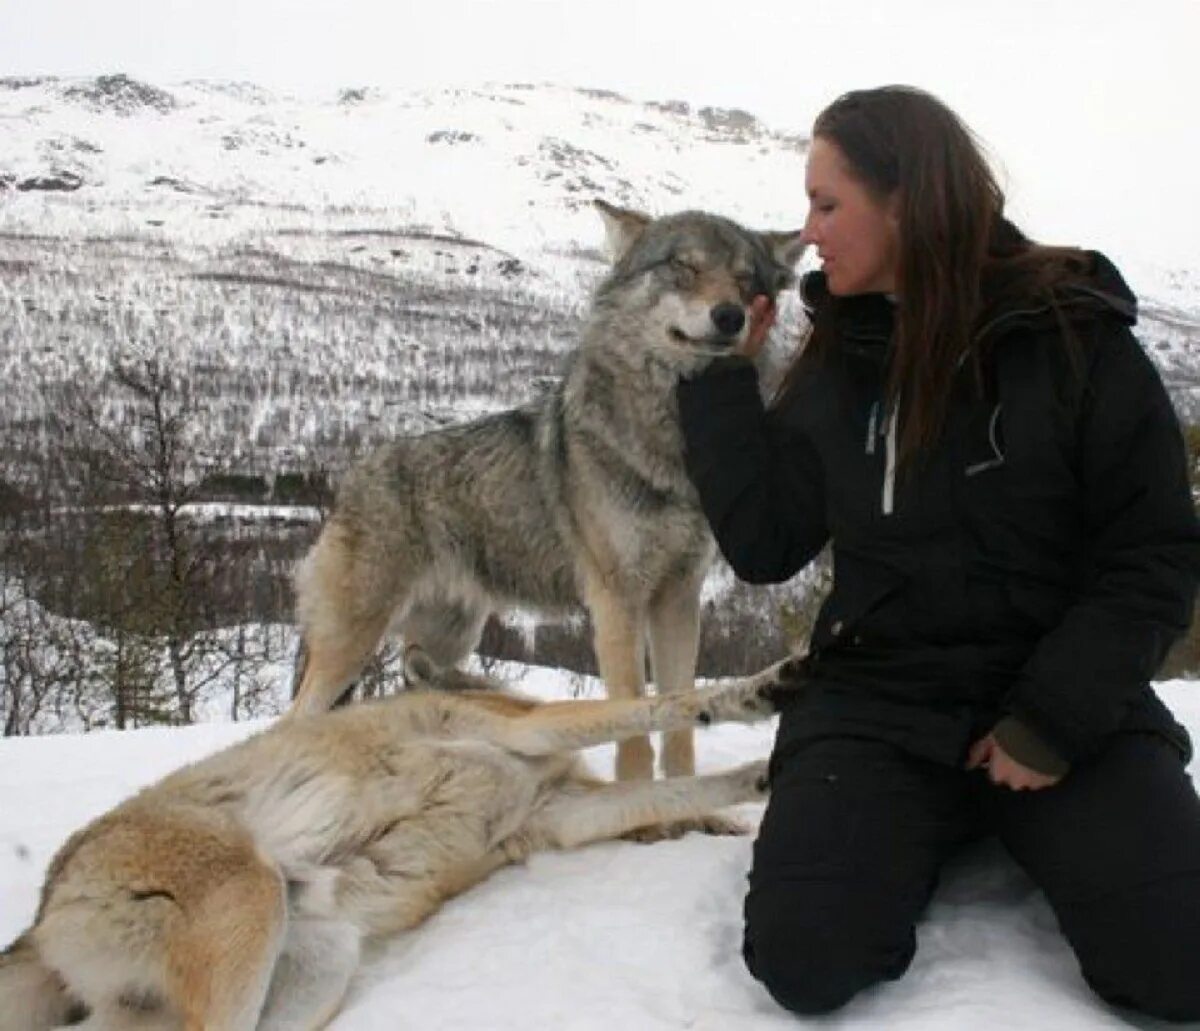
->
[42,348,231,722]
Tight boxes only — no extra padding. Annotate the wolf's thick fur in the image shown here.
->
[0,660,801,1030]
[291,202,804,781]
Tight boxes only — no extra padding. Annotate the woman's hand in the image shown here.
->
[965,734,1063,791]
[737,295,777,359]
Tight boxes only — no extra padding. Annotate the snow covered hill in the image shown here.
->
[0,75,807,254]
[1,73,1198,440]
[2,77,1199,1025]
[1,665,1196,1030]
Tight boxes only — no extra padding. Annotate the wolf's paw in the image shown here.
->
[732,759,771,798]
[695,674,788,726]
[694,811,752,836]
[691,656,808,726]
[750,653,809,708]
[622,812,750,843]
[402,645,438,688]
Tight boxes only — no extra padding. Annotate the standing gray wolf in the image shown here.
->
[0,658,801,1031]
[290,201,805,782]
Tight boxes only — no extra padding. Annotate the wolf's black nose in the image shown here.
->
[710,303,746,338]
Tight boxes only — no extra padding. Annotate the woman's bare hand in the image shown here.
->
[965,734,1062,791]
[737,295,777,359]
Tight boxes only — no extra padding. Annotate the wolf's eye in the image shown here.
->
[669,257,700,283]
[735,273,759,298]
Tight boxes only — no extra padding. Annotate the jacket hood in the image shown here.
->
[799,271,894,344]
[799,248,1139,343]
[1064,251,1137,325]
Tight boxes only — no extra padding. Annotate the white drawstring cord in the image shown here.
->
[882,395,899,515]
[965,403,1005,477]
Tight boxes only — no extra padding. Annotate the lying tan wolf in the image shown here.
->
[0,657,800,1030]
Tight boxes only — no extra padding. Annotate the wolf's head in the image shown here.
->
[589,200,806,371]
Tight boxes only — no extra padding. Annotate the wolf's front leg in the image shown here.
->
[530,763,769,848]
[647,572,704,778]
[586,584,652,780]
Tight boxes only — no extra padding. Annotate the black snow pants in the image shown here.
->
[742,732,1200,1022]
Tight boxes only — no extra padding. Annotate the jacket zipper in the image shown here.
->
[865,401,879,455]
[866,297,1087,516]
[882,393,899,515]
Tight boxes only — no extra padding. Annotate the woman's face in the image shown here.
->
[802,137,899,296]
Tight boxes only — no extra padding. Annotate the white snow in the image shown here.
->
[2,73,1198,1029]
[3,76,1197,317]
[0,79,806,264]
[3,76,1195,428]
[1,668,1195,1029]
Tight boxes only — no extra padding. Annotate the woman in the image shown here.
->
[676,86,1200,1020]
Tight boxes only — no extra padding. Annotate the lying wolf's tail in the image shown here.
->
[0,932,82,1030]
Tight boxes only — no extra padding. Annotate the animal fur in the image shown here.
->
[0,658,803,1030]
[290,201,805,782]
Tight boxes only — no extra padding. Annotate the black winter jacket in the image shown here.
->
[677,257,1199,771]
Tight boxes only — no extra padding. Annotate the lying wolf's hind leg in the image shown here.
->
[165,858,287,1031]
[258,918,360,1031]
[0,933,79,1031]
[33,816,288,1031]
[530,762,770,848]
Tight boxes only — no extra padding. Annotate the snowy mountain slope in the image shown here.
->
[2,74,1197,477]
[0,75,831,483]
[1,666,1195,1030]
[4,74,1195,301]
[0,75,808,254]
[2,76,1199,1026]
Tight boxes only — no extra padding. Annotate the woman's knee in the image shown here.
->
[1065,884,1200,1023]
[1084,961,1200,1024]
[1078,924,1200,1022]
[743,889,915,1015]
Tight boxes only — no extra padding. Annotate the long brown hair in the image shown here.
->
[781,86,1090,465]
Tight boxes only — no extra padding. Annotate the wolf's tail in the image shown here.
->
[0,932,81,1030]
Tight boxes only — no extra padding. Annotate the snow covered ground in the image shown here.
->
[3,72,1199,1028]
[1,667,1195,1029]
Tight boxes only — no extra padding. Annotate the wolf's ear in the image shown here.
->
[594,199,651,264]
[762,229,808,271]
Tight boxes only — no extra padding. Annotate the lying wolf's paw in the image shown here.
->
[692,657,809,726]
[694,812,752,837]
[695,679,780,725]
[753,653,810,708]
[622,813,750,844]
[733,759,771,797]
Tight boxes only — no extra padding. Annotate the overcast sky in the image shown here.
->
[3,0,1198,270]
